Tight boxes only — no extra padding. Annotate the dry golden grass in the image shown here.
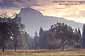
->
[0,49,85,56]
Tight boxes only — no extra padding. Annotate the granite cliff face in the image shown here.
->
[19,7,83,36]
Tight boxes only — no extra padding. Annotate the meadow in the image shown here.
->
[0,49,85,56]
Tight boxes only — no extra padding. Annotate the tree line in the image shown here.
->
[33,23,81,50]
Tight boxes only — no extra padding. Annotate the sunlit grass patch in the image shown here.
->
[0,50,85,56]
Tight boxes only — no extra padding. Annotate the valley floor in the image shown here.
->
[0,49,85,56]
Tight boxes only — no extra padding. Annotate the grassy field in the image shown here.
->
[0,49,85,56]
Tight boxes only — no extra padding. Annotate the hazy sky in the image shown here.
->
[32,5,85,23]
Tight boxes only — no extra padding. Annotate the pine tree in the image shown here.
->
[82,24,85,48]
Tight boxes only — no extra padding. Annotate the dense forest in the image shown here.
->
[34,23,81,50]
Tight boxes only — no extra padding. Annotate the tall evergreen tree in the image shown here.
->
[82,24,85,48]
[39,27,48,49]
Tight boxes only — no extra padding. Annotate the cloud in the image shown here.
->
[0,8,20,18]
[0,0,85,8]
[0,0,37,8]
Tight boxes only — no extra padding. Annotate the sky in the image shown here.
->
[0,0,85,23]
[0,0,85,36]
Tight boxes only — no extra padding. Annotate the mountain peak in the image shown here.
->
[20,8,43,16]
